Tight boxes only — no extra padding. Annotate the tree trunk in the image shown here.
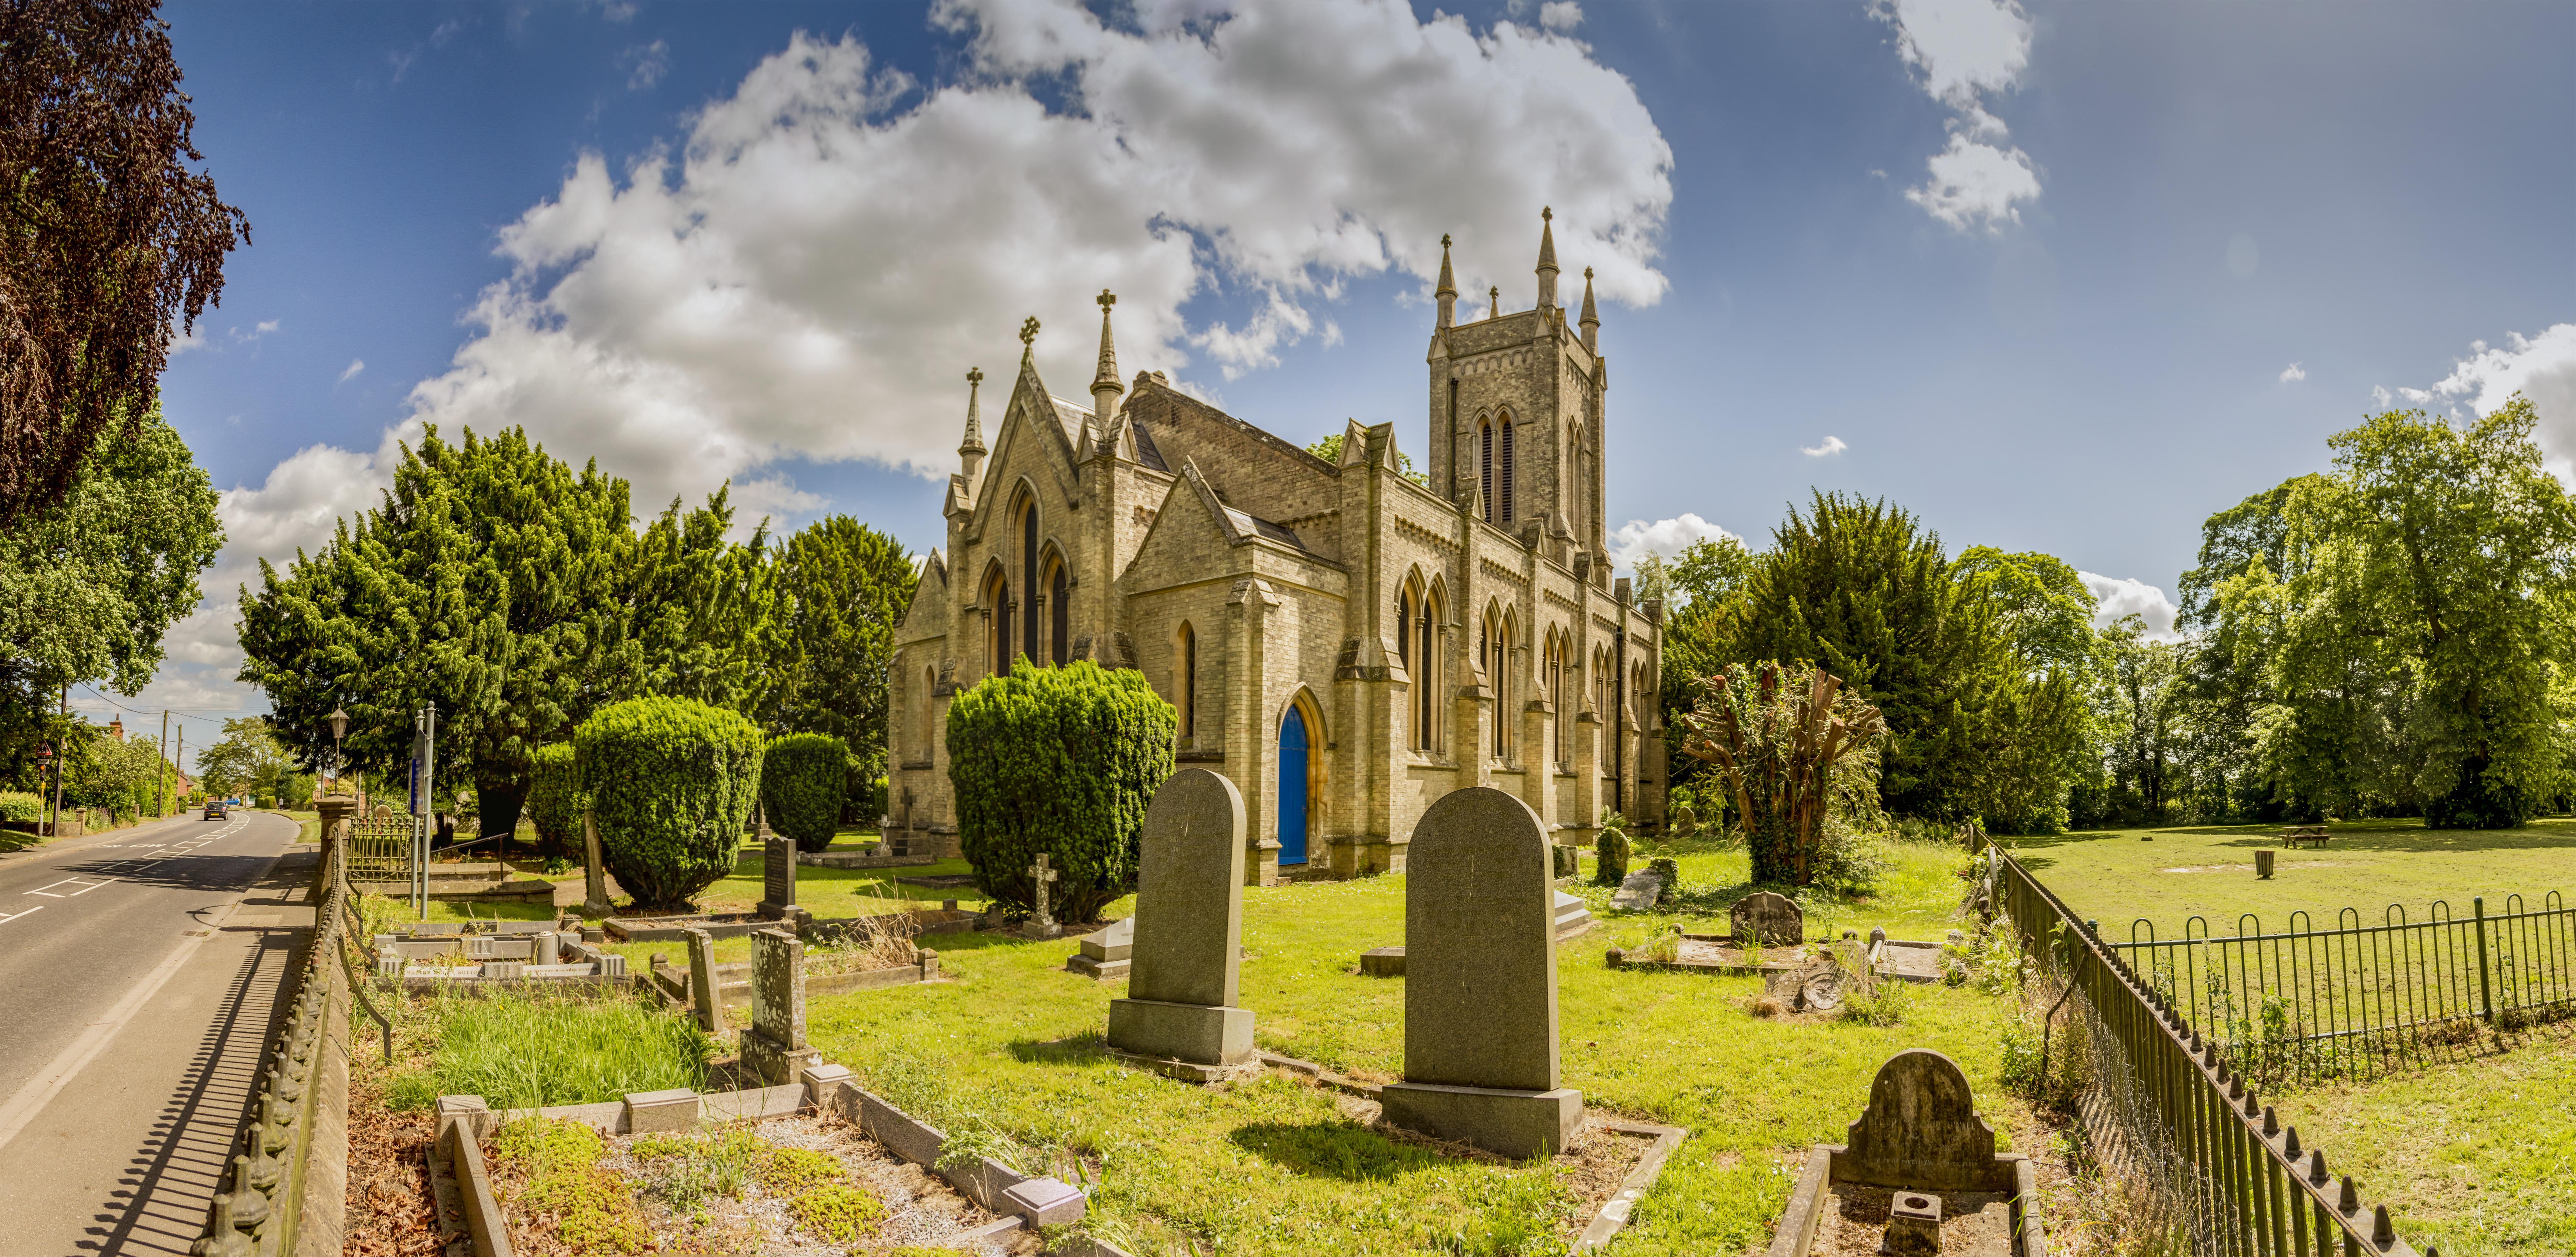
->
[476,773,530,856]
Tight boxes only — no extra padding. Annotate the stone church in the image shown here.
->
[888,211,1666,883]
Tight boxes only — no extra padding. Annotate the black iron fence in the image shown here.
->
[1979,841,2433,1257]
[2110,895,2576,1087]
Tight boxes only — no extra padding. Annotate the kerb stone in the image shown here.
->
[1107,769,1253,1069]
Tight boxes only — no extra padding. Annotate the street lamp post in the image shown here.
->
[328,706,350,795]
[34,744,54,836]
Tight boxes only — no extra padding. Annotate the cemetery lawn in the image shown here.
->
[2003,819,2576,940]
[807,836,2054,1256]
[2266,1022,2576,1254]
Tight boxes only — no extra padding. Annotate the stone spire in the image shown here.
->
[1579,266,1599,353]
[1090,289,1125,424]
[1434,233,1458,329]
[958,367,987,482]
[1488,285,1501,321]
[1535,206,1559,309]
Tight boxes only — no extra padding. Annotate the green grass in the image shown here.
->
[2003,819,2576,940]
[383,988,717,1112]
[392,833,981,928]
[803,834,2043,1256]
[2268,1024,2576,1254]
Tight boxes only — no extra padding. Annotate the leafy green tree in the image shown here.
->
[197,716,292,801]
[525,742,585,860]
[2090,615,2184,825]
[759,732,850,853]
[771,516,917,797]
[577,697,763,908]
[1677,661,1886,886]
[0,407,220,766]
[239,426,636,845]
[947,660,1175,923]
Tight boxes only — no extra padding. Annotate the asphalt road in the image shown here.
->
[0,809,304,1256]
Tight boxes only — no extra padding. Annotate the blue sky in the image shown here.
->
[96,0,2576,760]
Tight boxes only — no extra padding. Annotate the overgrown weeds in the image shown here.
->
[493,1116,651,1255]
[383,989,715,1112]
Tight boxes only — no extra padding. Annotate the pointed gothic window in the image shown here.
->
[1482,423,1496,519]
[1020,498,1040,661]
[1499,416,1515,523]
[988,570,1014,676]
[1176,622,1197,743]
[1048,558,1069,666]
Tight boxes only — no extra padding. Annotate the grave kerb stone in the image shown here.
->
[1107,769,1255,1073]
[1379,786,1582,1159]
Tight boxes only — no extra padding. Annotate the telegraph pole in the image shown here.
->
[175,727,186,814]
[158,710,171,817]
[49,685,67,835]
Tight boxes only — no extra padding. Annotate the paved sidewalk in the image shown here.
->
[0,811,310,1257]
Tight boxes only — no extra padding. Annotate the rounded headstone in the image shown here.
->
[1402,787,1558,1093]
[1127,769,1248,1009]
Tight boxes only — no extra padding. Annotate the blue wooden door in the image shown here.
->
[1278,706,1310,866]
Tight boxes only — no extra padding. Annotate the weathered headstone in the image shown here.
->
[580,809,612,916]
[754,823,798,921]
[1066,917,1133,979]
[1380,786,1583,1159]
[1105,769,1254,1080]
[1829,1049,2014,1192]
[1608,868,1664,912]
[683,927,720,1034]
[1730,890,1803,948]
[742,926,822,1085]
[1027,852,1063,939]
[1359,946,1406,977]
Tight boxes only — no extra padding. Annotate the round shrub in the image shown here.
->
[576,697,764,910]
[526,742,586,860]
[948,660,1176,924]
[760,733,850,853]
[1592,812,1632,887]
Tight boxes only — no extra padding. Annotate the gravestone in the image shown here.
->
[1829,1049,2014,1193]
[1609,868,1664,912]
[1731,890,1803,948]
[684,927,720,1034]
[1380,786,1583,1159]
[754,821,799,921]
[1359,946,1405,977]
[1067,917,1133,979]
[741,926,822,1085]
[1027,852,1063,939]
[1106,769,1255,1080]
[580,810,612,916]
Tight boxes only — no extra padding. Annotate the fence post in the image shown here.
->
[2473,896,2494,1025]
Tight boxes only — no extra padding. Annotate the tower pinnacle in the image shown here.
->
[1091,289,1125,424]
[1579,266,1599,352]
[1435,233,1458,329]
[959,367,987,481]
[1489,285,1501,321]
[1536,206,1559,308]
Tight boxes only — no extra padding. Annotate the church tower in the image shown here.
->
[1424,209,1609,562]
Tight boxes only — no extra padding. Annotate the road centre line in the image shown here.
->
[0,905,40,926]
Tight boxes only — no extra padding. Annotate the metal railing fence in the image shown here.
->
[2111,894,2576,1087]
[1978,842,2432,1257]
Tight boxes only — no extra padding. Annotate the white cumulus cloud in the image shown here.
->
[2278,362,2305,383]
[339,359,365,381]
[2421,322,2576,477]
[1878,0,2040,232]
[2079,571,2179,640]
[1801,434,1848,457]
[1539,1,1583,33]
[192,0,1676,716]
[1606,512,1739,574]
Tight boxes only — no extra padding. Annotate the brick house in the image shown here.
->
[888,212,1666,883]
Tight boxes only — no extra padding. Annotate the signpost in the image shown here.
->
[410,704,436,919]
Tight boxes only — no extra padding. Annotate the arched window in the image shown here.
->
[1176,622,1197,743]
[1396,583,1417,749]
[1633,662,1652,727]
[1567,421,1585,528]
[1546,632,1567,768]
[1418,582,1444,752]
[1499,414,1515,523]
[1479,419,1495,522]
[1019,496,1041,662]
[1482,604,1515,760]
[1045,553,1069,666]
[920,665,937,755]
[987,569,1014,676]
[1593,647,1610,721]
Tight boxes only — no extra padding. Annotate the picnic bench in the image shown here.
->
[2281,825,2332,849]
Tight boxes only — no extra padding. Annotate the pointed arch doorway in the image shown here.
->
[1278,705,1311,867]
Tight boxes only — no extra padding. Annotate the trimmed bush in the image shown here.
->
[526,742,586,860]
[761,733,851,853]
[576,697,764,909]
[948,660,1176,923]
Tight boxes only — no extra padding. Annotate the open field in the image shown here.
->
[2004,820,2576,941]
[799,836,2056,1256]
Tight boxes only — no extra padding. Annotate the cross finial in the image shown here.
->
[1019,316,1041,347]
[1584,266,1593,279]
[1542,205,1553,222]
[1488,285,1500,319]
[1097,289,1116,311]
[1441,232,1451,248]
[967,366,984,386]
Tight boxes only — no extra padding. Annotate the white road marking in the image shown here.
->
[0,906,40,926]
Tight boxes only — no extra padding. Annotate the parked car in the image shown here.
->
[204,799,228,819]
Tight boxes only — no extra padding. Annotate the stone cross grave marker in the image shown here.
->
[1731,890,1803,948]
[755,813,799,921]
[1830,1048,2013,1193]
[1027,851,1062,939]
[742,926,822,1085]
[1106,769,1253,1079]
[1380,786,1583,1159]
[684,926,720,1035]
